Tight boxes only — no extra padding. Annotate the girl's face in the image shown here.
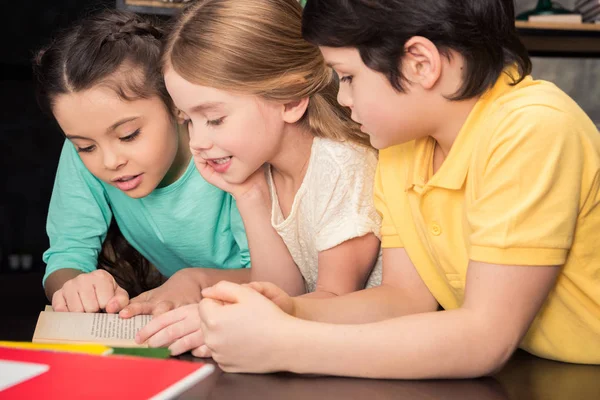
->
[53,85,180,198]
[164,67,285,185]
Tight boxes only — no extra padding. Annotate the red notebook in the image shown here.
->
[0,347,214,399]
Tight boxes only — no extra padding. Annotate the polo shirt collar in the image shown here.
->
[405,68,518,192]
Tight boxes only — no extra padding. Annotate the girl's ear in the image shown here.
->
[282,97,310,124]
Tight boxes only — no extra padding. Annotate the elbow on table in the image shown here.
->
[476,339,520,377]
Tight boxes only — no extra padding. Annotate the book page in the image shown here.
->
[33,311,152,348]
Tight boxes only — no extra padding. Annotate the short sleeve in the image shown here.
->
[374,159,403,249]
[42,141,112,286]
[467,107,582,266]
[314,144,382,252]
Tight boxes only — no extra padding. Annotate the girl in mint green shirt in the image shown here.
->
[33,10,249,314]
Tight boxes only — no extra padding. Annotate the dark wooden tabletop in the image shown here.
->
[175,349,600,399]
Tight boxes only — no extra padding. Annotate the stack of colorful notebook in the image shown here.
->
[0,343,213,399]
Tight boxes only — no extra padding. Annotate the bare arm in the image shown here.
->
[190,267,251,288]
[300,233,380,299]
[235,187,305,296]
[279,261,560,378]
[292,248,439,323]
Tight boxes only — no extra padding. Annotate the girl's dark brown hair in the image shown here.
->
[98,221,165,298]
[33,9,171,296]
[33,9,173,115]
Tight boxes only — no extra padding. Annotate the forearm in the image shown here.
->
[44,268,84,301]
[292,283,436,323]
[281,308,514,379]
[236,189,305,296]
[183,267,251,289]
[299,290,337,299]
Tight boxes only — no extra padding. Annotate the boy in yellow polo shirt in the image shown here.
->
[138,0,600,378]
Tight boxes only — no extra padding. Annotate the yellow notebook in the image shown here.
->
[0,341,112,356]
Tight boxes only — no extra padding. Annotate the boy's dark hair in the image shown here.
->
[32,9,173,115]
[302,0,532,100]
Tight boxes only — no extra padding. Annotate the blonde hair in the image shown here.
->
[164,0,369,146]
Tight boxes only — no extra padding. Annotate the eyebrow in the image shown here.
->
[190,102,225,114]
[107,116,139,132]
[65,116,140,141]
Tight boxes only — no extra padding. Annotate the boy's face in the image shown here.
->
[320,46,429,149]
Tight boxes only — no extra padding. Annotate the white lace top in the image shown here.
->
[268,137,383,293]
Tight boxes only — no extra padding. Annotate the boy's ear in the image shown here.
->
[401,36,442,90]
[282,97,310,124]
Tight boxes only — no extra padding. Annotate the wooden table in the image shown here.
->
[176,350,600,399]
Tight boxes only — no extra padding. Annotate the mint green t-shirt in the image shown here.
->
[42,141,250,285]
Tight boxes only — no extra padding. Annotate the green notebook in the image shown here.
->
[111,347,171,359]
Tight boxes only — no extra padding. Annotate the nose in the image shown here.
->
[337,84,353,109]
[103,147,126,170]
[188,123,213,152]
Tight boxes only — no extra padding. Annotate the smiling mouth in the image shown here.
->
[210,156,232,165]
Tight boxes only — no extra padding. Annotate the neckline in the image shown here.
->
[148,156,196,197]
[268,137,318,227]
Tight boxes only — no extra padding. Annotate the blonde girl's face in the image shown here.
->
[52,85,180,199]
[164,67,286,184]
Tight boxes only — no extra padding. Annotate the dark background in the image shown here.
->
[0,0,114,339]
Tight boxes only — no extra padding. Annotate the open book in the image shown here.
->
[32,306,151,348]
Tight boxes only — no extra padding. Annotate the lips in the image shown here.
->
[205,156,232,173]
[112,173,143,191]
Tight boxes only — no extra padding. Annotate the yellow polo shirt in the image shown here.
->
[375,70,600,364]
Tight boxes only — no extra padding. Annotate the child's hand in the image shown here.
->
[194,157,269,201]
[135,304,212,357]
[52,269,129,313]
[244,282,296,316]
[199,281,296,373]
[119,269,203,318]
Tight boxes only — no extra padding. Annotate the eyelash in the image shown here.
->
[76,129,140,153]
[340,75,353,84]
[206,117,225,127]
[120,128,141,142]
[77,145,95,153]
